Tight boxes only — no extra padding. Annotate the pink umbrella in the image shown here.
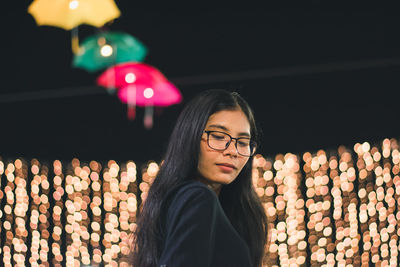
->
[117,81,182,107]
[97,62,167,90]
[118,81,182,128]
[97,62,182,128]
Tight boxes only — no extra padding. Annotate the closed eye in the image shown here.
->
[237,139,250,147]
[210,132,226,140]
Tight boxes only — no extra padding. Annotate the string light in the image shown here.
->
[90,160,103,265]
[69,0,79,10]
[139,161,159,207]
[100,44,113,57]
[51,160,64,266]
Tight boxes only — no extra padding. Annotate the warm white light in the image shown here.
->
[69,0,79,10]
[125,73,136,83]
[100,45,113,57]
[143,88,154,99]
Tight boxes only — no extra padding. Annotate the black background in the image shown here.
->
[2,1,400,164]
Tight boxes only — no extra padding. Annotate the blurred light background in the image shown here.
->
[1,1,400,266]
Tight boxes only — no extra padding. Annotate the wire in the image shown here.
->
[1,57,400,103]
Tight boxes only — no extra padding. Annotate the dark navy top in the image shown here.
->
[158,180,253,267]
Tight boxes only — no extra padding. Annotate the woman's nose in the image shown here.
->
[223,140,238,156]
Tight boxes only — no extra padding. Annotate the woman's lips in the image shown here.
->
[216,163,236,172]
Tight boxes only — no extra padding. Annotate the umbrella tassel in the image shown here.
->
[104,43,118,94]
[71,27,80,54]
[127,85,137,120]
[109,44,118,94]
[105,62,116,95]
[144,105,154,129]
[127,105,136,120]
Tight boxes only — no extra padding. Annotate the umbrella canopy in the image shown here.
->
[28,0,121,30]
[118,81,182,107]
[96,62,167,90]
[73,32,147,72]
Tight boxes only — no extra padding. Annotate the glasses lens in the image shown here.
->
[236,138,252,156]
[208,131,230,150]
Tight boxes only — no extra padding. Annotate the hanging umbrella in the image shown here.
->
[28,0,121,30]
[118,82,182,129]
[72,31,147,72]
[97,62,168,90]
[97,62,182,128]
[28,0,121,54]
[118,81,182,107]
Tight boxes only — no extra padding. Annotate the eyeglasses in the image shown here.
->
[204,130,256,157]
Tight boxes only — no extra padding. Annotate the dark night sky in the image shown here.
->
[2,1,400,164]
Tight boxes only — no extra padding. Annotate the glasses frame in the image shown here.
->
[204,130,257,157]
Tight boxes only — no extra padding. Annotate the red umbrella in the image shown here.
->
[97,62,167,90]
[97,62,182,128]
[117,81,182,107]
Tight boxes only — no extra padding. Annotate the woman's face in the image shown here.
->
[197,109,251,190]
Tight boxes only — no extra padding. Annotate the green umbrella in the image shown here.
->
[72,31,147,72]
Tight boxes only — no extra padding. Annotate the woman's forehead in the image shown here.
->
[206,110,251,135]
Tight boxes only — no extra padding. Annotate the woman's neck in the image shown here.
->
[197,178,222,196]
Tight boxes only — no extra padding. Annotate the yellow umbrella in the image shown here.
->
[28,0,121,54]
[28,0,121,30]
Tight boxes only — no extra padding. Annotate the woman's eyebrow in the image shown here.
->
[208,124,251,137]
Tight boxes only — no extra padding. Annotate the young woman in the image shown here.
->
[131,89,268,267]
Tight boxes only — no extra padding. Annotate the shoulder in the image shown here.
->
[161,180,218,222]
[160,180,221,240]
[167,180,217,208]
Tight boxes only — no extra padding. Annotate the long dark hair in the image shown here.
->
[131,89,268,267]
